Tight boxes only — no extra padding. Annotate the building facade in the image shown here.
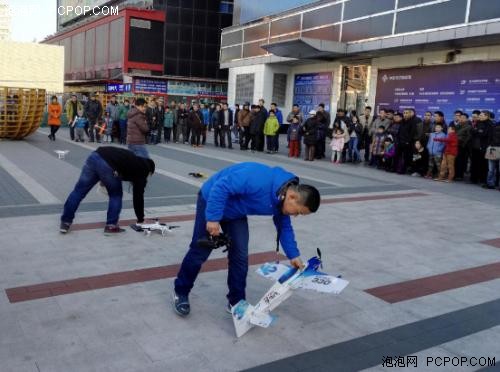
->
[0,0,11,41]
[222,0,500,119]
[47,0,233,102]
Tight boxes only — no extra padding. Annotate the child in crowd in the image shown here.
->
[163,106,174,143]
[370,125,386,167]
[426,123,446,179]
[102,112,113,143]
[409,140,429,177]
[264,110,279,154]
[72,110,88,142]
[433,125,458,182]
[382,137,396,171]
[94,116,107,144]
[330,128,345,164]
[287,115,301,158]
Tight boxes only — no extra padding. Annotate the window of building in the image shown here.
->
[235,73,255,104]
[220,1,233,14]
[272,73,287,108]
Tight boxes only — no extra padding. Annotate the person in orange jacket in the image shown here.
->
[48,95,62,141]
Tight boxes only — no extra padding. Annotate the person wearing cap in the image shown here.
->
[173,162,321,316]
[59,147,155,234]
[65,94,83,141]
[302,110,320,161]
[237,102,252,150]
[84,93,103,142]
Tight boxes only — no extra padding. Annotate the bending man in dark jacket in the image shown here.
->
[60,147,155,234]
[173,162,321,316]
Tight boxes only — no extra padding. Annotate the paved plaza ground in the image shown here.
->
[0,128,499,372]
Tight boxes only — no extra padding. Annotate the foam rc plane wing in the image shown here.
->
[232,250,349,337]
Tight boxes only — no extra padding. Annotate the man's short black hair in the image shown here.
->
[135,98,146,107]
[461,113,469,119]
[293,103,299,107]
[472,110,481,115]
[365,106,372,111]
[318,103,325,108]
[454,110,463,115]
[293,184,320,213]
[434,111,445,118]
[271,102,277,107]
[378,125,386,129]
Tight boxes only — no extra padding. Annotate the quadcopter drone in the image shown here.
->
[130,219,180,236]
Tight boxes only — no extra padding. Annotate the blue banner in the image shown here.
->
[375,61,500,120]
[105,83,132,93]
[293,72,332,115]
[134,79,167,94]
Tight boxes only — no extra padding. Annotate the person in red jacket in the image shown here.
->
[434,125,458,182]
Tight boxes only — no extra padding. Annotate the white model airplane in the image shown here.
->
[130,219,180,236]
[54,150,69,159]
[231,249,349,337]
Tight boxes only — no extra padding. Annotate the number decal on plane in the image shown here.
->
[312,277,331,285]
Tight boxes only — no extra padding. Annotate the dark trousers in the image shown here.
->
[50,125,60,138]
[364,134,372,161]
[172,124,177,142]
[396,143,412,174]
[470,148,488,184]
[174,194,249,306]
[240,127,250,149]
[202,128,207,145]
[61,152,123,226]
[455,147,469,179]
[88,119,100,142]
[119,119,127,144]
[305,144,315,161]
[214,126,224,147]
[370,154,382,168]
[112,120,120,143]
[247,134,256,150]
[273,132,280,152]
[163,127,172,142]
[223,127,232,148]
[315,137,326,159]
[256,133,265,152]
[191,127,201,146]
[69,125,75,140]
[266,135,276,152]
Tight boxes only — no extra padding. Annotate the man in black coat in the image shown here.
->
[397,109,419,174]
[84,93,103,142]
[221,103,234,149]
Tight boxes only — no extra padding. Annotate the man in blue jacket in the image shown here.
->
[173,162,321,316]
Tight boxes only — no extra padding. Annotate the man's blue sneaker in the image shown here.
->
[173,291,190,316]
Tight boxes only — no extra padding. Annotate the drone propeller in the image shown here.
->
[317,248,323,269]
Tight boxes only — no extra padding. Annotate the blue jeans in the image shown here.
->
[61,152,123,225]
[487,159,499,187]
[127,144,150,159]
[119,119,127,144]
[174,193,249,306]
[348,137,360,161]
